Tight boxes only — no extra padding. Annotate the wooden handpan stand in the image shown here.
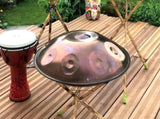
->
[110,0,148,70]
[36,0,147,118]
[57,84,105,119]
[35,29,130,119]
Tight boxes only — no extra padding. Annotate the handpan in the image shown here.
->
[34,30,130,86]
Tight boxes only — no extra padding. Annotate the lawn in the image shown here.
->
[2,0,85,26]
[2,0,160,27]
[3,0,48,26]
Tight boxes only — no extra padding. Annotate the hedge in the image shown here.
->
[101,0,160,26]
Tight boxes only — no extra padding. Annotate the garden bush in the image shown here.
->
[101,0,160,26]
[130,0,160,26]
[0,8,8,28]
[0,0,15,8]
[16,0,25,4]
[0,0,25,8]
[38,0,85,22]
[0,0,20,9]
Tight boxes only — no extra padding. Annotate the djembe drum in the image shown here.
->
[0,30,38,101]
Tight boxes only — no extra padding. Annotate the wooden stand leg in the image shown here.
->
[110,0,124,21]
[123,73,127,104]
[110,23,123,40]
[125,0,144,22]
[52,3,69,32]
[48,0,54,41]
[57,84,104,115]
[123,1,128,104]
[38,0,59,40]
[72,87,80,119]
[126,28,148,69]
[79,98,104,119]
[58,83,105,119]
[38,0,69,41]
[73,97,78,119]
[110,0,148,70]
[57,102,74,115]
[38,15,50,40]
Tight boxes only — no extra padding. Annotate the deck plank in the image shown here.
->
[114,22,148,45]
[49,54,143,118]
[156,109,160,119]
[0,65,10,81]
[19,87,71,119]
[126,24,158,57]
[1,69,43,98]
[135,27,160,59]
[0,14,160,119]
[50,84,106,119]
[0,70,48,114]
[75,57,143,119]
[0,78,59,118]
[104,44,160,119]
[129,71,160,119]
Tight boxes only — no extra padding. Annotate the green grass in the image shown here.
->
[3,0,48,26]
[3,0,160,26]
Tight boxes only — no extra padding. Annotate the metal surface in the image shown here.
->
[34,30,130,86]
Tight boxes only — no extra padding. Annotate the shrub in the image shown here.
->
[16,0,25,4]
[38,0,85,22]
[0,9,8,28]
[0,0,8,5]
[0,0,16,5]
[101,0,160,26]
[101,1,118,17]
[0,0,25,9]
[129,0,160,26]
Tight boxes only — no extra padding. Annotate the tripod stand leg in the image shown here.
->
[72,97,79,119]
[53,4,69,32]
[126,28,148,69]
[110,23,123,40]
[38,0,59,40]
[72,87,80,119]
[57,102,74,115]
[125,0,143,22]
[123,73,127,104]
[80,99,105,119]
[58,83,105,119]
[110,0,148,69]
[38,0,69,41]
[57,84,104,115]
[38,15,50,40]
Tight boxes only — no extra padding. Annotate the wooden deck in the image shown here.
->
[0,14,160,119]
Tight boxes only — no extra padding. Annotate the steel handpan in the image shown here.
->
[34,30,130,86]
